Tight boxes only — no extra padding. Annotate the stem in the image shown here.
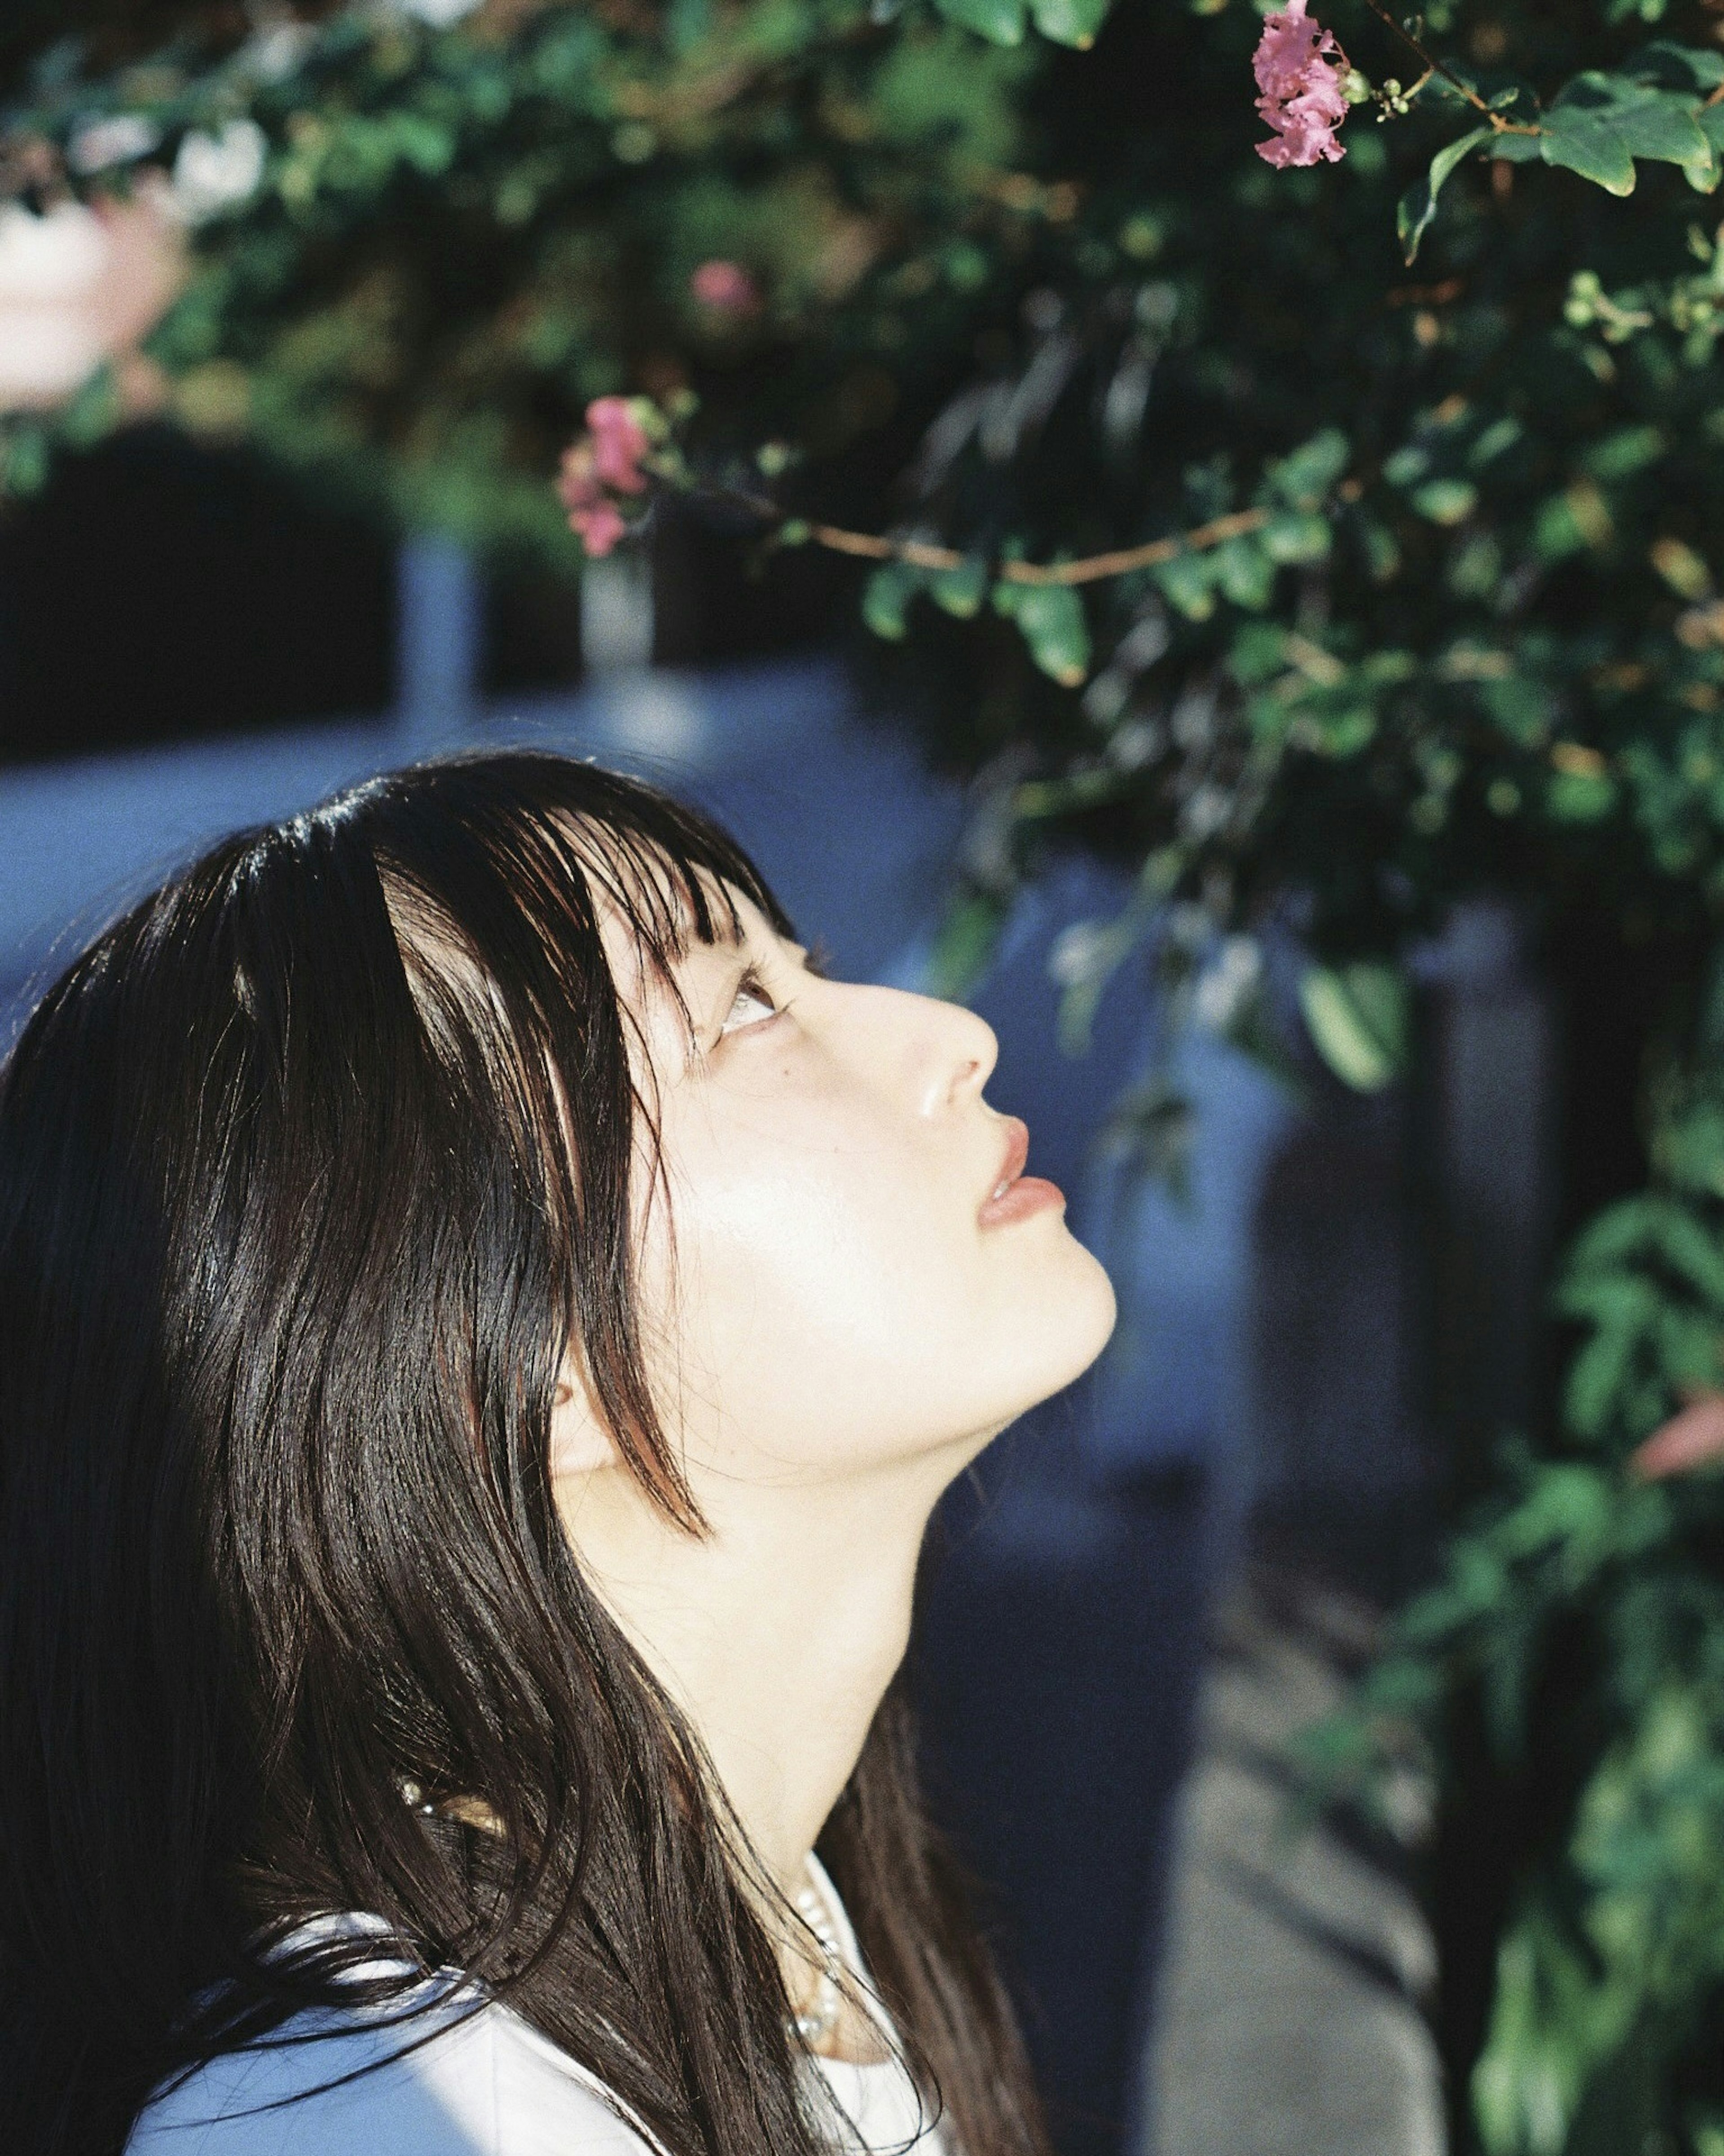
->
[1357,0,1487,110]
[800,507,1273,586]
[1355,0,1540,135]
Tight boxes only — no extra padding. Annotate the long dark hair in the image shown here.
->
[0,753,1047,2156]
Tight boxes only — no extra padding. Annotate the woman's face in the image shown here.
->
[598,883,1117,1499]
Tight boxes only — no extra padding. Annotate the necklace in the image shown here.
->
[404,1781,848,2053]
[788,1860,845,2050]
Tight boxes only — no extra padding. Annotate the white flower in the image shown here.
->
[1192,937,1263,1034]
[171,119,267,224]
[1106,717,1163,772]
[0,189,181,412]
[0,203,111,407]
[380,0,485,24]
[1050,920,1112,990]
[237,22,316,82]
[67,113,161,175]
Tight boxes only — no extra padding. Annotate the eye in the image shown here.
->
[718,969,779,1036]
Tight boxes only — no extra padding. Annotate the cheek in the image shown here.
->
[651,1102,976,1459]
[644,1094,1114,1472]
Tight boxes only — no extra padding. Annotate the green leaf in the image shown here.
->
[1548,767,1618,822]
[1398,125,1494,266]
[1566,1195,1668,1275]
[1153,552,1217,621]
[1655,1101,1724,1195]
[932,0,1027,44]
[1649,1204,1724,1304]
[1099,1073,1198,1203]
[1625,41,1724,96]
[0,422,50,497]
[862,563,918,640]
[1566,1317,1649,1437]
[1542,108,1638,195]
[1582,423,1665,479]
[1481,675,1554,747]
[1314,707,1378,758]
[1412,477,1479,525]
[1605,89,1710,171]
[1268,428,1350,511]
[929,556,988,617]
[1469,417,1525,469]
[1026,0,1111,48]
[1213,536,1274,609]
[1260,511,1332,565]
[1535,485,1612,562]
[925,889,1007,998]
[1299,962,1411,1093]
[1002,581,1091,685]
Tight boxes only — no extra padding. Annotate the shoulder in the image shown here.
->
[126,1990,657,2156]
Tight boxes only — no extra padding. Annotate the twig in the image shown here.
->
[801,507,1272,586]
[1356,0,1542,135]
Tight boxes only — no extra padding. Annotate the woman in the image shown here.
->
[0,753,1117,2156]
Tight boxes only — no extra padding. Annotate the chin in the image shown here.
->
[1056,1236,1120,1378]
[992,1235,1119,1423]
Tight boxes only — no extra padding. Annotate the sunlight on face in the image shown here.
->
[606,885,1117,1498]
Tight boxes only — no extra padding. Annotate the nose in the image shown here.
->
[910,990,998,1118]
[817,977,999,1117]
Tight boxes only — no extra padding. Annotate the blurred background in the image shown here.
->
[8,4,1724,2154]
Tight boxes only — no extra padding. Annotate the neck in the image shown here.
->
[554,1448,961,1900]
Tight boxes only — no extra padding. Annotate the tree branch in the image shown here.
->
[1355,0,1541,134]
[800,507,1272,586]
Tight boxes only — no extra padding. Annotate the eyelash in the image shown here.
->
[719,966,780,1036]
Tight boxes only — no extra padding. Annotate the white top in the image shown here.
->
[126,1859,950,2156]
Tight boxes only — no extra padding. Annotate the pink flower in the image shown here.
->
[557,398,663,554]
[585,395,649,494]
[556,440,599,508]
[690,259,761,316]
[557,437,634,556]
[1253,0,1350,170]
[1631,1391,1724,1479]
[567,498,629,558]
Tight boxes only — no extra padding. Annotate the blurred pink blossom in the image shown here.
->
[586,395,650,493]
[1253,0,1350,170]
[1631,1391,1724,1480]
[558,402,657,556]
[567,498,629,557]
[557,441,620,555]
[0,186,183,413]
[690,259,761,316]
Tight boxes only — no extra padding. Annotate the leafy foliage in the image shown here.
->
[1311,1064,1724,2154]
[14,0,1724,2146]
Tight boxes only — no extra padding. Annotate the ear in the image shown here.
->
[549,1356,623,1481]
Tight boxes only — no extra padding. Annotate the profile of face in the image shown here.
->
[553,877,1118,1529]
[0,764,1104,2141]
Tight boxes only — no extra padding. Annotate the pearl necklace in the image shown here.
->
[788,1860,845,2050]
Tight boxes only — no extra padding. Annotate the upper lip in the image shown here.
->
[986,1119,1030,1201]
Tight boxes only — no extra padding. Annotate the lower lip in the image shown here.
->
[978,1175,1066,1228]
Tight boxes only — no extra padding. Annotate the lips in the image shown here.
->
[990,1119,1029,1197]
[978,1116,1065,1228]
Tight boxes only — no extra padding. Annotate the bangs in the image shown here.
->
[553,813,759,1055]
[352,751,791,1003]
